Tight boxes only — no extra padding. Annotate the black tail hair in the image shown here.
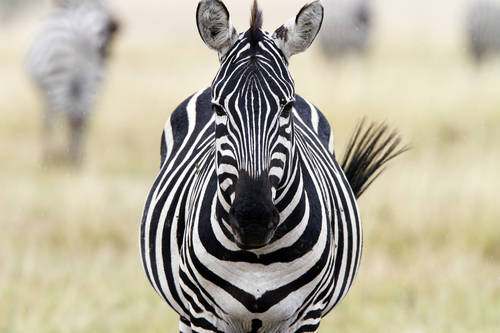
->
[341,119,408,198]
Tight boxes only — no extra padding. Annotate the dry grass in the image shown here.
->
[1,0,500,332]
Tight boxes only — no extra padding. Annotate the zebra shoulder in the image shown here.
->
[294,94,335,156]
[160,88,213,165]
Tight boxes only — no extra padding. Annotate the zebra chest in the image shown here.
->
[176,188,332,330]
[180,245,329,330]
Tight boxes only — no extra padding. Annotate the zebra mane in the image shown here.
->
[249,0,263,48]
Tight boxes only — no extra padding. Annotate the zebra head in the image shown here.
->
[54,0,120,58]
[197,0,323,249]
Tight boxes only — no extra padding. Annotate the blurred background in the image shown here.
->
[1,0,499,331]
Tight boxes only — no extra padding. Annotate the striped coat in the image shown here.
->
[141,87,362,332]
[27,0,119,162]
[465,1,500,63]
[141,1,403,332]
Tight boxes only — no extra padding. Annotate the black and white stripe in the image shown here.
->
[27,0,118,163]
[141,1,403,332]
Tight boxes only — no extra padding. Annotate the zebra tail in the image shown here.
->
[340,119,408,198]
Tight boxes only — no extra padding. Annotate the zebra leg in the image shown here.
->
[67,114,86,165]
[472,46,486,65]
[42,106,55,164]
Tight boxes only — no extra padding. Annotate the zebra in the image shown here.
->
[140,1,404,332]
[318,0,372,58]
[465,1,500,64]
[27,0,119,164]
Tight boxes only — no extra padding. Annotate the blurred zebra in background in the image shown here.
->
[465,1,500,64]
[318,0,372,59]
[27,0,119,164]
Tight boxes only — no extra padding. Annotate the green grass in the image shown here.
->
[1,7,500,332]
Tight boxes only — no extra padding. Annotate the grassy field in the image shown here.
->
[1,0,500,332]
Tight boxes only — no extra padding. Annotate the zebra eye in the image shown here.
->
[213,104,226,117]
[281,102,294,118]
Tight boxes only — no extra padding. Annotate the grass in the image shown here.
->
[1,1,500,331]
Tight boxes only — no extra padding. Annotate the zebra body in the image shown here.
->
[142,88,361,332]
[465,1,500,63]
[141,1,405,332]
[319,0,372,58]
[27,0,118,163]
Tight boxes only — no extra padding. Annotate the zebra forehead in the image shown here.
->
[232,31,281,58]
[212,34,294,102]
[212,67,294,106]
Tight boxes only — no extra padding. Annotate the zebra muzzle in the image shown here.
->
[228,170,280,249]
[229,207,279,249]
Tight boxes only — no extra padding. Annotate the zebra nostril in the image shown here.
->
[228,204,279,249]
[273,207,279,224]
[266,208,279,230]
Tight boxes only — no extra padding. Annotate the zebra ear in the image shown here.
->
[197,0,239,61]
[272,1,324,60]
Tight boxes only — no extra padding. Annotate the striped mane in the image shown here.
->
[249,0,263,47]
